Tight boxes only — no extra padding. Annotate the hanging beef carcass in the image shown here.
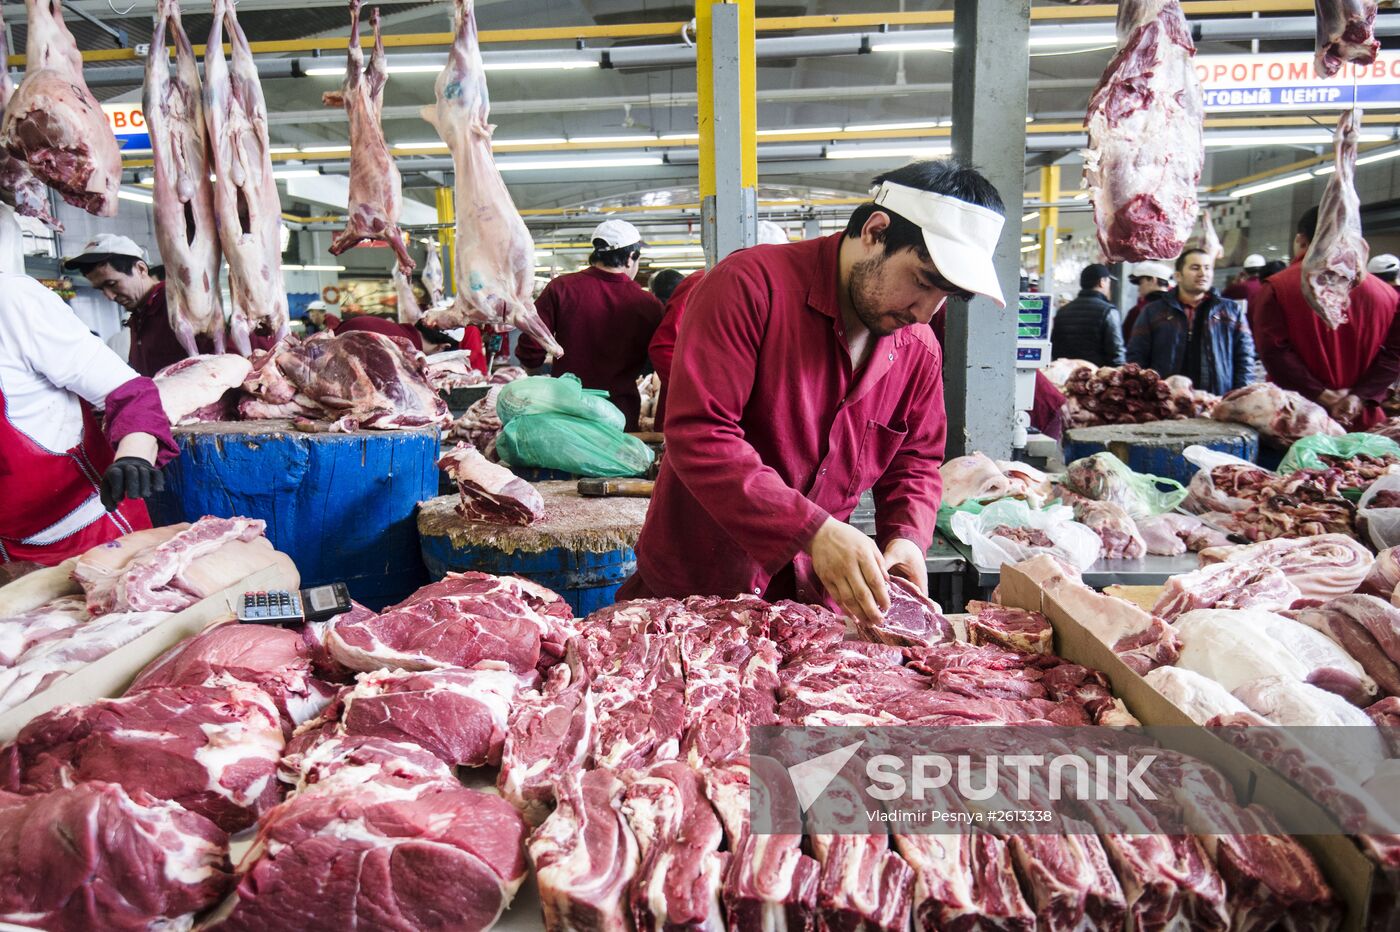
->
[204,0,290,354]
[0,6,58,229]
[1315,0,1380,78]
[323,0,413,273]
[423,239,446,306]
[421,0,563,356]
[0,0,120,217]
[1196,207,1223,261]
[1302,109,1368,330]
[1084,0,1204,261]
[394,264,422,325]
[146,0,225,356]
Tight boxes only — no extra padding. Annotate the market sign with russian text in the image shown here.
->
[1195,52,1400,112]
[102,102,150,152]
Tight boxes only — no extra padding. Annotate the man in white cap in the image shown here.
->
[1122,260,1173,338]
[1369,254,1400,292]
[63,234,209,377]
[1223,252,1269,307]
[620,160,1006,626]
[516,218,663,431]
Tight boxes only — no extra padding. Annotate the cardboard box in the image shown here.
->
[999,563,1393,932]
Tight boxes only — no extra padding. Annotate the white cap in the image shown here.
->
[63,233,148,271]
[870,180,1007,307]
[1369,254,1400,275]
[1129,260,1173,283]
[1243,253,1266,270]
[591,219,644,250]
[305,299,328,311]
[757,220,789,245]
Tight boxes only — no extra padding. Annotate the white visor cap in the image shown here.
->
[871,180,1007,308]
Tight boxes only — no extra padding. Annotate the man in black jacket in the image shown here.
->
[1051,263,1125,367]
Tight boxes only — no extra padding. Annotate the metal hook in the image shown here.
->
[681,17,695,48]
[106,0,137,16]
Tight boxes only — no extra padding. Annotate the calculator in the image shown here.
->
[237,583,352,626]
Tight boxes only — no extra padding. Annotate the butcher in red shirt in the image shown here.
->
[620,161,1007,624]
[1253,205,1400,430]
[516,219,663,431]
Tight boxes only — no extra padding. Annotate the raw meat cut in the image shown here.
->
[497,657,594,825]
[420,0,563,356]
[1199,466,1358,542]
[73,523,186,614]
[146,0,225,357]
[1315,0,1380,77]
[1223,607,1376,704]
[0,5,57,230]
[1073,499,1147,559]
[0,609,169,714]
[809,812,914,932]
[153,354,252,425]
[965,600,1053,654]
[1173,609,1316,692]
[1144,666,1251,724]
[110,515,292,613]
[894,821,1035,932]
[279,733,457,795]
[438,441,544,525]
[323,0,413,273]
[129,620,337,731]
[1039,571,1182,673]
[530,767,639,932]
[326,571,573,675]
[1212,381,1344,443]
[1303,109,1368,329]
[0,0,120,216]
[940,452,1010,506]
[1368,696,1400,754]
[0,558,80,617]
[0,781,231,931]
[1062,364,1216,427]
[1194,206,1223,260]
[849,575,953,647]
[395,265,426,326]
[1084,0,1203,261]
[1233,674,1378,727]
[0,682,283,831]
[450,384,505,451]
[203,0,290,354]
[208,774,529,931]
[1151,562,1302,620]
[425,349,485,390]
[1064,451,1177,518]
[1292,596,1400,696]
[1197,533,1373,601]
[423,240,446,306]
[1007,833,1126,931]
[0,595,87,665]
[1135,512,1229,555]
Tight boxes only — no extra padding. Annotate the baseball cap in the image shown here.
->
[62,233,148,271]
[1243,253,1266,270]
[1128,260,1173,283]
[757,220,789,245]
[871,180,1007,307]
[1079,263,1116,289]
[1369,254,1400,275]
[591,219,644,251]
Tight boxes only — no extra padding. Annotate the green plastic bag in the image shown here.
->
[495,374,626,431]
[1277,432,1400,475]
[1062,452,1187,518]
[496,413,654,478]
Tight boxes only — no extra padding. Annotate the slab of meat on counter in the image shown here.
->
[438,441,544,525]
[1135,512,1230,555]
[847,576,953,648]
[1211,382,1344,444]
[1153,563,1303,621]
[964,600,1053,654]
[1063,364,1216,427]
[1291,594,1400,696]
[1073,500,1146,559]
[1196,533,1373,602]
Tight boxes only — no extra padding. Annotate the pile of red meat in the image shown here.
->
[1186,463,1361,541]
[1062,364,1217,427]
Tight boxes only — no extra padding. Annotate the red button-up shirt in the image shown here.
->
[1253,260,1400,428]
[632,233,947,603]
[647,269,705,431]
[127,282,213,377]
[516,266,664,431]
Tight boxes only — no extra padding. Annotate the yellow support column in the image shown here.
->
[435,185,455,294]
[1038,165,1060,282]
[696,0,757,266]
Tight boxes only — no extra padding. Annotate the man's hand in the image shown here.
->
[809,517,890,627]
[883,538,928,595]
[100,457,164,511]
[1324,390,1363,429]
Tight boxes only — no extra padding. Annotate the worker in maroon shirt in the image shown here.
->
[64,234,212,377]
[516,219,663,431]
[1222,253,1268,310]
[619,160,1007,625]
[1253,206,1400,430]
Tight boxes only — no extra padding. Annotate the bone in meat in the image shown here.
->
[203,0,290,355]
[421,0,563,356]
[1302,109,1368,330]
[0,5,58,230]
[1315,0,1380,78]
[1084,0,1204,261]
[146,0,225,356]
[323,1,413,273]
[0,0,121,216]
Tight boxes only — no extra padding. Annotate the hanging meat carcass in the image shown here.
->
[203,0,290,355]
[1196,207,1223,261]
[0,0,120,217]
[323,0,413,273]
[146,0,225,356]
[1315,0,1380,78]
[422,239,446,306]
[0,6,58,230]
[1302,109,1368,330]
[393,264,422,325]
[1084,0,1204,262]
[421,0,563,356]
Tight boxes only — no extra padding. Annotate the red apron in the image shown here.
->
[0,386,151,566]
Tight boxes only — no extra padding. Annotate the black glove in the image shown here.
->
[100,457,165,512]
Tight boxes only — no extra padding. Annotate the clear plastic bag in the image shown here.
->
[1277,432,1400,475]
[495,413,654,478]
[1062,452,1188,518]
[1181,445,1267,514]
[1358,474,1400,550]
[950,499,1103,571]
[495,373,626,431]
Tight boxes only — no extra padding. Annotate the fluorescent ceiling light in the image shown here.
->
[299,144,351,153]
[393,141,448,151]
[659,132,699,140]
[273,169,322,179]
[283,264,346,271]
[845,120,945,132]
[870,39,954,53]
[1314,147,1400,175]
[1021,210,1039,222]
[1020,242,1040,253]
[1020,234,1035,242]
[268,146,300,154]
[758,126,840,136]
[117,189,153,204]
[566,134,659,144]
[1207,132,1388,147]
[492,137,569,147]
[304,63,442,76]
[1231,172,1315,198]
[1027,33,1115,47]
[483,60,599,71]
[826,145,951,160]
[499,156,663,171]
[643,244,706,255]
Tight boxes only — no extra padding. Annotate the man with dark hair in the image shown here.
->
[63,235,207,377]
[620,159,1006,625]
[649,268,685,306]
[516,219,663,430]
[1121,261,1172,337]
[1126,246,1254,396]
[1050,263,1124,366]
[1252,206,1400,429]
